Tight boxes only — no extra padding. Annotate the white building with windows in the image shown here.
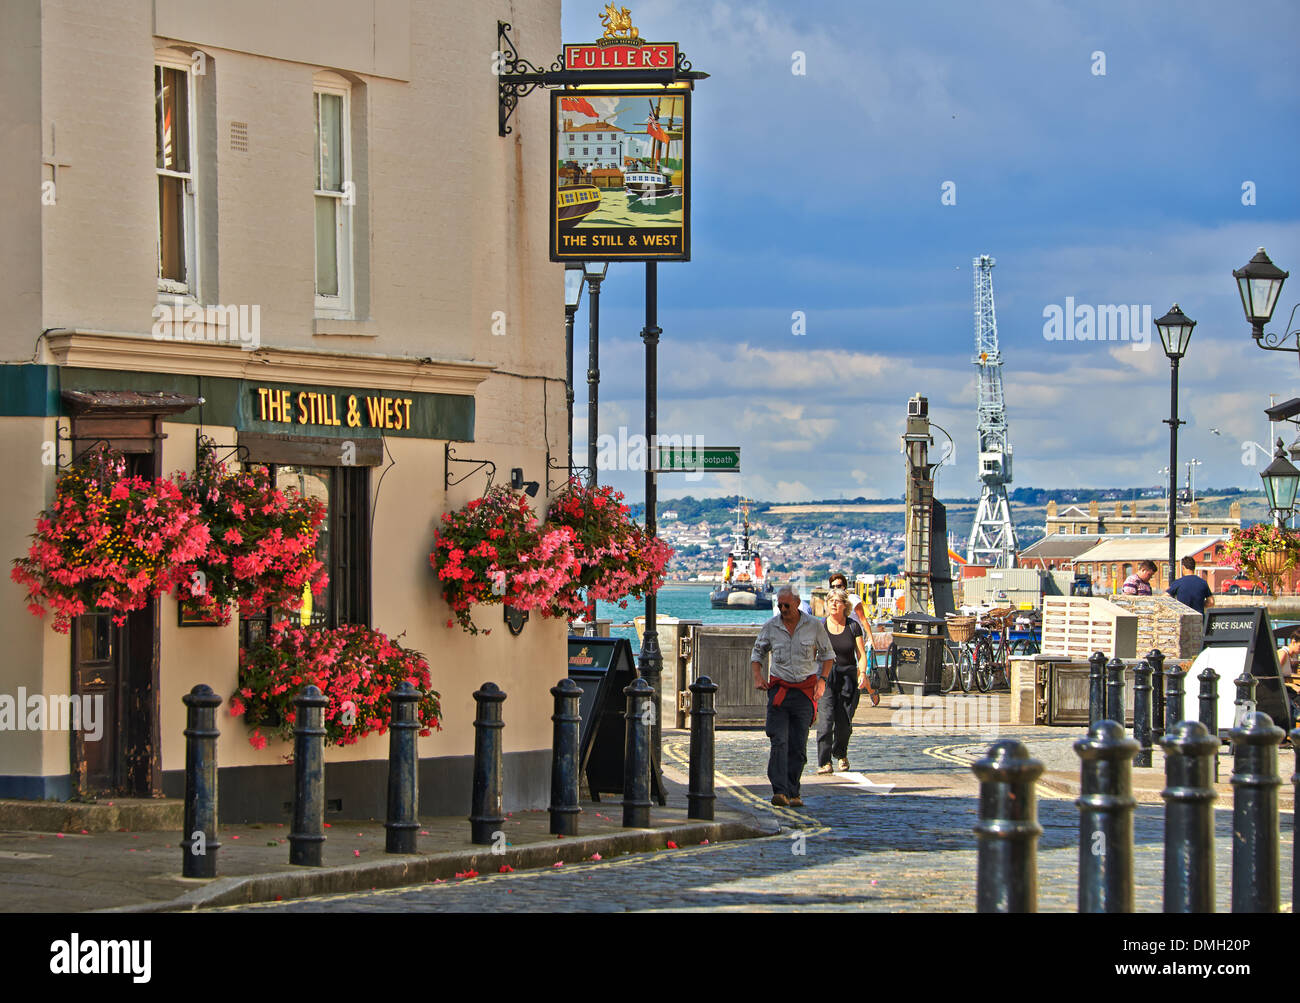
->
[1,0,566,819]
[560,118,625,170]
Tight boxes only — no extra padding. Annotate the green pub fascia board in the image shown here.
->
[0,365,475,442]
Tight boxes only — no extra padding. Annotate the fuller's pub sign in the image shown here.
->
[548,8,691,262]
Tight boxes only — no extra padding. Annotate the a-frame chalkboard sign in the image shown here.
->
[1190,606,1294,735]
[567,637,665,803]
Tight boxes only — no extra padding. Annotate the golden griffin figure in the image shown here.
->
[599,4,639,40]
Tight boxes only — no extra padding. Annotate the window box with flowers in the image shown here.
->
[233,622,441,749]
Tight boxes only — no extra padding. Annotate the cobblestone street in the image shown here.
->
[227,711,1293,913]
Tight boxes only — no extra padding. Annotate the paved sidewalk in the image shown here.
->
[0,776,774,913]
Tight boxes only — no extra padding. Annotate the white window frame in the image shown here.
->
[155,51,199,300]
[314,76,353,319]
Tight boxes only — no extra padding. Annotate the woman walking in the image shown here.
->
[816,587,878,775]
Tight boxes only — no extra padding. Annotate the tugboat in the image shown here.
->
[709,502,775,609]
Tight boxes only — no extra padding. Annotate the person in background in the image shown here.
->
[1167,556,1214,614]
[828,572,880,703]
[751,586,834,808]
[1277,634,1300,721]
[816,588,878,776]
[1121,560,1158,596]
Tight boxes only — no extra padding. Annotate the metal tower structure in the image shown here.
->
[965,255,1019,567]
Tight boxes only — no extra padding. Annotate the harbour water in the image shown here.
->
[595,583,772,654]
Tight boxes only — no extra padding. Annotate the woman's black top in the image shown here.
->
[824,618,862,670]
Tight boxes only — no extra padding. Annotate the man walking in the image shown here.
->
[1167,556,1214,614]
[751,586,834,807]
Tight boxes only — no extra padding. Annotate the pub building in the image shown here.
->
[0,0,567,818]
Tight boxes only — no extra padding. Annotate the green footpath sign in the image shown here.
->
[654,446,741,472]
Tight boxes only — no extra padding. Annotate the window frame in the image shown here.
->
[155,52,200,299]
[313,77,354,319]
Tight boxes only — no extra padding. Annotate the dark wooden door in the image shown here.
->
[69,449,160,797]
[72,613,119,795]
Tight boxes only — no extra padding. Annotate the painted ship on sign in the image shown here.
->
[556,184,602,229]
[709,502,774,609]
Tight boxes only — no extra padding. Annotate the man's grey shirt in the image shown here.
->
[750,612,834,683]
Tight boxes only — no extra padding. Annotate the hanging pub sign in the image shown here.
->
[550,87,690,263]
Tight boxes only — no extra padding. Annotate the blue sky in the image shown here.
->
[557,0,1300,504]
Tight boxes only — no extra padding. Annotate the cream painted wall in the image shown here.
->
[0,0,42,354]
[7,0,574,785]
[0,419,62,777]
[28,0,564,373]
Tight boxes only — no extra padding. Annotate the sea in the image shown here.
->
[595,583,774,654]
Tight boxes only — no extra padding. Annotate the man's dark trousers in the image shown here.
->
[766,685,815,798]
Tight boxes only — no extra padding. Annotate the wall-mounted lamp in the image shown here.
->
[510,467,540,497]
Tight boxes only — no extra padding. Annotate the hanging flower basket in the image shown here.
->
[430,486,580,635]
[174,448,328,625]
[543,480,674,612]
[10,446,211,633]
[1224,524,1300,596]
[232,622,441,749]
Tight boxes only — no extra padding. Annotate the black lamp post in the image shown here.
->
[563,263,585,478]
[584,260,609,488]
[1156,304,1196,588]
[1262,439,1300,527]
[1233,247,1291,351]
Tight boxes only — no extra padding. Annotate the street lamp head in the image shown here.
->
[1155,303,1196,360]
[564,262,585,310]
[583,260,609,283]
[1233,247,1288,336]
[1262,437,1300,518]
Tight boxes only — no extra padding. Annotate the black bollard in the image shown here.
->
[1160,721,1218,912]
[1233,671,1257,734]
[1132,659,1153,769]
[549,678,582,836]
[181,684,222,879]
[622,677,653,828]
[289,685,329,867]
[1164,657,1185,738]
[1106,656,1126,733]
[1229,712,1284,913]
[469,682,506,845]
[1198,666,1221,782]
[385,681,420,854]
[1148,650,1166,735]
[1292,728,1300,912]
[973,740,1044,913]
[688,675,718,821]
[1088,652,1107,727]
[1075,720,1139,913]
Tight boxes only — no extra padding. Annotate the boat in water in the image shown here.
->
[709,502,774,609]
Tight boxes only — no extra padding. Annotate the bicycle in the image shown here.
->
[970,608,1040,692]
[943,615,979,693]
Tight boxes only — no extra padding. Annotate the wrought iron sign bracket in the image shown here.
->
[546,453,590,493]
[195,430,251,468]
[496,20,706,137]
[445,443,496,492]
[54,422,113,470]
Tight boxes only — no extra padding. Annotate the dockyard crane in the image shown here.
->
[965,255,1019,568]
